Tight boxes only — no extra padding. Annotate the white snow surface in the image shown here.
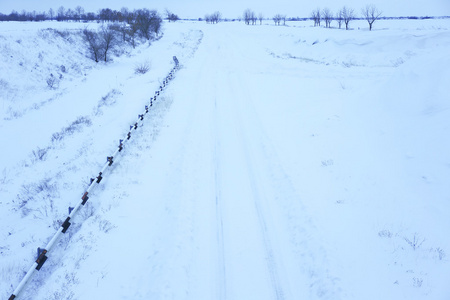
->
[1,19,450,299]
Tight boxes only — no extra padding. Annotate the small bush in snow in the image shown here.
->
[51,116,92,143]
[52,29,71,40]
[46,74,59,89]
[413,277,423,287]
[404,233,425,250]
[321,159,334,167]
[135,61,151,74]
[17,178,58,218]
[32,147,49,162]
[378,229,392,238]
[435,247,446,260]
[99,219,116,233]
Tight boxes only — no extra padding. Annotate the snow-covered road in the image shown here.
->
[67,24,339,299]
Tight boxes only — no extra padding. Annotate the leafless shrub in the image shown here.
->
[52,116,92,143]
[99,219,116,233]
[413,277,423,287]
[404,233,425,250]
[32,147,49,162]
[94,89,121,115]
[321,159,334,167]
[435,247,446,260]
[52,29,71,39]
[46,74,59,89]
[17,178,58,217]
[134,61,151,74]
[378,229,392,238]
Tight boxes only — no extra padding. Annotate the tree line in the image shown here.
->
[0,6,178,23]
[240,5,382,31]
[311,5,382,30]
[0,6,168,64]
[204,11,222,24]
[83,9,162,62]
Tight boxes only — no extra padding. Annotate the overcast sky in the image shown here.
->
[1,0,449,19]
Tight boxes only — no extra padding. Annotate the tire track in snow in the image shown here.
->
[216,33,286,300]
[226,64,341,299]
[232,85,285,300]
[213,95,227,300]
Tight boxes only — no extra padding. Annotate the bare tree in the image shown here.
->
[273,14,282,26]
[133,9,162,39]
[211,11,221,23]
[342,6,355,30]
[83,26,117,62]
[152,14,162,36]
[335,10,343,29]
[109,23,128,42]
[57,6,65,21]
[86,12,96,21]
[258,13,264,25]
[205,11,221,24]
[100,26,116,62]
[243,9,255,25]
[311,8,321,26]
[272,15,278,25]
[165,9,172,21]
[66,8,75,21]
[165,9,180,22]
[362,4,382,31]
[48,8,54,20]
[83,29,102,62]
[252,13,257,25]
[121,7,134,24]
[98,8,113,22]
[127,23,139,48]
[75,6,84,22]
[322,8,333,28]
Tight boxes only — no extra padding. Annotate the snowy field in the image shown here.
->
[1,18,450,299]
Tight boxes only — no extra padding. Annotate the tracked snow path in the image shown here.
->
[117,23,335,299]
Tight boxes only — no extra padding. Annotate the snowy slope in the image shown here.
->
[1,19,450,299]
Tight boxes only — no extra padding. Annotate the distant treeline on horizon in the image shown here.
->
[0,7,448,22]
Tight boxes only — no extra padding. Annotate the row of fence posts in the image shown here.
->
[8,56,180,300]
